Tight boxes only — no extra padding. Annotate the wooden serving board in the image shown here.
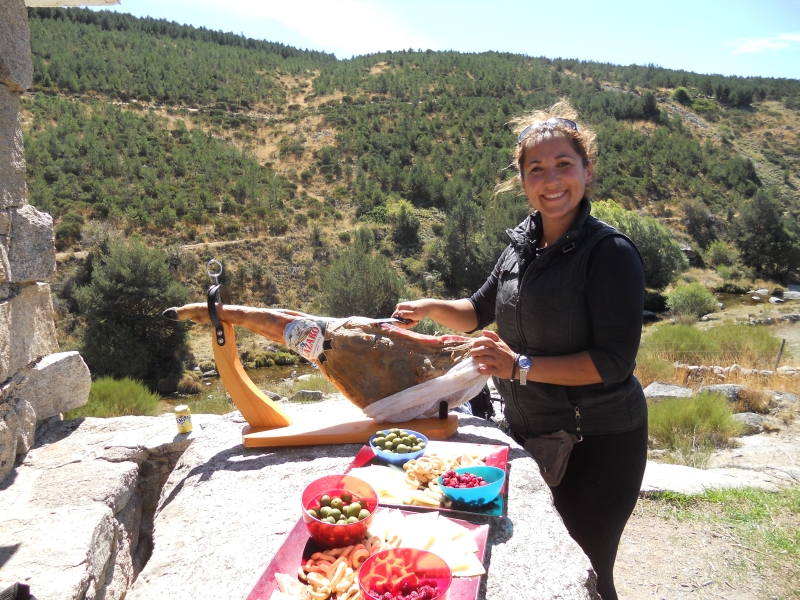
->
[241,413,459,448]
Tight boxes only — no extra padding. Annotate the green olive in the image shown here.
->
[329,508,342,521]
[330,498,343,511]
[373,437,386,447]
[385,433,397,442]
[320,495,331,507]
[396,444,410,453]
[358,509,371,520]
[325,516,336,524]
[418,442,427,449]
[307,509,318,519]
[319,506,332,519]
[347,516,359,524]
[411,445,422,452]
[340,491,353,504]
[392,439,403,449]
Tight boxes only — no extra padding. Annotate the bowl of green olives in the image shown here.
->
[369,428,429,466]
[301,474,378,548]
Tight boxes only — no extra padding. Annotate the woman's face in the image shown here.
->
[520,135,592,228]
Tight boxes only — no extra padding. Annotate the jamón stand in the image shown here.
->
[204,260,458,448]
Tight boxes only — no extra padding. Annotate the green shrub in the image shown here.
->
[704,240,738,267]
[667,283,716,319]
[74,239,189,389]
[65,377,160,418]
[648,392,744,467]
[274,352,297,366]
[177,372,202,395]
[672,87,691,105]
[592,200,688,290]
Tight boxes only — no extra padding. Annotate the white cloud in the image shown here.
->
[189,0,436,57]
[731,33,800,54]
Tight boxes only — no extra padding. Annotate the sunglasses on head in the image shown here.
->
[517,118,579,144]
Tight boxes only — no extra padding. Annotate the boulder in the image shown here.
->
[641,461,780,494]
[6,205,56,283]
[13,397,35,454]
[783,291,800,301]
[696,383,748,402]
[0,414,204,600]
[287,389,324,402]
[643,382,693,400]
[769,297,784,304]
[0,0,33,92]
[260,389,282,402]
[770,391,798,408]
[128,399,599,600]
[732,412,765,435]
[0,283,58,384]
[0,402,19,481]
[13,351,91,420]
[0,86,26,210]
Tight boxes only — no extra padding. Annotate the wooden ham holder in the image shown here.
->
[205,262,458,448]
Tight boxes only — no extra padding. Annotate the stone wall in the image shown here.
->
[0,0,91,484]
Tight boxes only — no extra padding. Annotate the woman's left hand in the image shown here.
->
[469,330,517,379]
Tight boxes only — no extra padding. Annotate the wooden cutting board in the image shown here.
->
[241,413,458,448]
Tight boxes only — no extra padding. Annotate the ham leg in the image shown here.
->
[164,304,474,411]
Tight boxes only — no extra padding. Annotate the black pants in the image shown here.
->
[549,422,648,600]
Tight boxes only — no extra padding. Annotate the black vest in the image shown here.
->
[492,199,647,438]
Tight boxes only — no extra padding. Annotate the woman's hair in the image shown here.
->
[495,99,597,196]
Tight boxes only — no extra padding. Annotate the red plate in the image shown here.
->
[246,510,490,600]
[347,441,510,520]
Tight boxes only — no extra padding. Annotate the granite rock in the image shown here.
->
[128,398,599,600]
[15,351,92,420]
[0,414,203,600]
[0,283,58,383]
[0,402,19,482]
[288,389,324,402]
[640,461,780,495]
[643,382,693,400]
[0,0,33,92]
[7,205,56,283]
[13,397,35,454]
[732,412,765,435]
[0,85,26,210]
[696,383,748,402]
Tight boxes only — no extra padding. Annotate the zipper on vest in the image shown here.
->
[574,405,582,432]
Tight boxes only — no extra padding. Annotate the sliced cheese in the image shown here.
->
[449,551,486,577]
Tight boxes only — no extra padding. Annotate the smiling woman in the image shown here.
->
[393,100,647,600]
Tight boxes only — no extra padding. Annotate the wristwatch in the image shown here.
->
[517,355,532,386]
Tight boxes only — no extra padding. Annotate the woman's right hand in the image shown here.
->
[392,300,434,329]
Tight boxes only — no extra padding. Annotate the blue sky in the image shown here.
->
[94,0,800,79]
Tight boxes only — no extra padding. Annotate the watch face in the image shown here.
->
[518,355,532,369]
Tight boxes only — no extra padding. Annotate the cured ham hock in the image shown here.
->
[163,304,473,410]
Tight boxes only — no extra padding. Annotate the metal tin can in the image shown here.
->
[174,404,193,433]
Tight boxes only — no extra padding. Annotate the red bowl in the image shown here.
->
[358,548,452,600]
[301,474,379,549]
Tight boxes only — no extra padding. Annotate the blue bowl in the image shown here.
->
[437,465,506,507]
[368,428,428,466]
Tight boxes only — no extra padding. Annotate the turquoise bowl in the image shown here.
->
[369,428,428,466]
[437,465,505,506]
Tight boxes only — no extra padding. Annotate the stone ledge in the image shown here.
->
[0,414,202,600]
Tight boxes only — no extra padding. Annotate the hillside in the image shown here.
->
[22,8,800,349]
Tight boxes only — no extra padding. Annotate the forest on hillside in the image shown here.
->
[21,8,800,386]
